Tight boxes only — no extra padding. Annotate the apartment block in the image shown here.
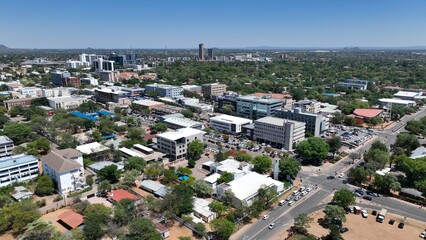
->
[209,114,252,135]
[145,84,183,99]
[202,83,227,97]
[274,108,329,137]
[236,95,283,119]
[156,128,204,161]
[0,154,39,187]
[0,136,14,158]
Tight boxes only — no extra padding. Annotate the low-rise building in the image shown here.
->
[41,149,85,194]
[203,173,221,189]
[119,144,164,162]
[336,79,369,90]
[206,158,253,180]
[76,142,109,155]
[139,180,171,198]
[94,87,127,103]
[10,186,33,201]
[216,171,284,207]
[352,109,384,121]
[379,98,416,107]
[193,198,217,223]
[275,108,329,137]
[145,84,183,99]
[156,128,204,161]
[41,88,71,98]
[47,96,91,110]
[393,91,426,101]
[182,85,202,94]
[152,105,185,115]
[209,114,253,135]
[294,100,321,113]
[0,136,14,158]
[410,146,426,159]
[163,117,204,130]
[254,116,305,151]
[132,100,165,111]
[184,101,214,112]
[88,161,124,172]
[4,97,36,109]
[0,154,38,187]
[18,87,42,97]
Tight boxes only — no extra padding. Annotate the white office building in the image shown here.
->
[145,84,183,99]
[41,88,71,98]
[18,87,42,97]
[254,116,305,151]
[209,114,253,135]
[163,117,204,130]
[47,95,91,110]
[0,154,39,187]
[93,58,115,73]
[216,171,284,207]
[156,128,205,160]
[379,98,416,107]
[41,149,85,195]
[0,136,14,158]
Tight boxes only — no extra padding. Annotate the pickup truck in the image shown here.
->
[376,208,387,223]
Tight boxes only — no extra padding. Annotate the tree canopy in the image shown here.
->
[296,137,329,165]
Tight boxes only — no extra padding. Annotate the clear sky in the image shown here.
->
[1,0,426,49]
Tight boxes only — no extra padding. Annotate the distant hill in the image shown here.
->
[0,45,9,50]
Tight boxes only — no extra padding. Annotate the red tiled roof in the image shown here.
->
[155,223,169,233]
[57,210,84,229]
[108,189,138,202]
[353,109,383,118]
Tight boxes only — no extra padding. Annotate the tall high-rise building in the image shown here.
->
[93,58,115,73]
[208,48,214,59]
[198,43,205,60]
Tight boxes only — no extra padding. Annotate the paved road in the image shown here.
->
[234,107,426,240]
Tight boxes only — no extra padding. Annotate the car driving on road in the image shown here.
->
[268,223,275,229]
[262,214,269,220]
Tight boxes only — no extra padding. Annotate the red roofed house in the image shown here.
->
[57,210,84,230]
[352,108,384,122]
[108,189,139,202]
[155,223,170,239]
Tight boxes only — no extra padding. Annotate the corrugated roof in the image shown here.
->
[58,210,84,228]
[353,109,383,118]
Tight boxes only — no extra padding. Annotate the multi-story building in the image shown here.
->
[41,149,85,195]
[209,114,253,135]
[181,85,202,94]
[145,84,183,99]
[274,108,329,137]
[94,87,127,103]
[336,79,369,90]
[199,43,205,60]
[379,98,417,107]
[41,88,71,98]
[99,70,118,82]
[93,58,115,73]
[0,154,38,187]
[51,70,71,86]
[18,87,42,97]
[294,100,321,113]
[207,48,214,59]
[47,96,91,110]
[0,136,14,158]
[236,95,283,119]
[202,83,227,98]
[4,97,36,109]
[79,53,101,65]
[217,92,239,112]
[156,128,205,161]
[254,116,305,150]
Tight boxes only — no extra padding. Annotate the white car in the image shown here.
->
[262,214,270,220]
[268,223,275,229]
[361,210,368,218]
[420,231,426,238]
[288,200,295,206]
[301,191,308,196]
[338,173,345,178]
[306,187,312,192]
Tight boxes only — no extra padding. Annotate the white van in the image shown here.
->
[278,200,286,206]
[292,190,299,196]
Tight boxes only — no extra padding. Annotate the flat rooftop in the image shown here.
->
[236,95,283,104]
[133,99,164,106]
[210,114,252,125]
[255,116,305,126]
[157,128,204,141]
[379,98,416,104]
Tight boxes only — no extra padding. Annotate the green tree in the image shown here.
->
[3,122,33,144]
[394,132,420,155]
[347,167,368,184]
[217,172,234,184]
[321,224,343,240]
[257,186,277,209]
[124,157,147,171]
[26,137,51,155]
[0,200,41,234]
[98,180,111,196]
[210,218,235,240]
[0,114,9,128]
[235,152,252,162]
[364,149,389,171]
[279,156,301,180]
[35,175,55,196]
[162,169,178,184]
[187,139,204,160]
[209,200,228,217]
[20,219,62,240]
[194,222,207,236]
[373,173,401,194]
[113,199,136,226]
[332,189,355,208]
[326,137,342,157]
[323,205,346,227]
[181,109,194,118]
[127,127,145,142]
[97,165,121,183]
[123,218,161,240]
[144,162,164,180]
[149,123,168,134]
[86,175,94,186]
[91,130,102,142]
[192,179,213,198]
[122,169,140,187]
[296,137,329,165]
[252,155,272,174]
[83,204,111,240]
[9,105,25,117]
[370,141,389,152]
[162,184,194,216]
[78,101,100,113]
[290,213,313,235]
[57,132,78,149]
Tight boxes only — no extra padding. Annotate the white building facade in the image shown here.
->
[0,154,39,187]
[156,128,205,160]
[209,114,253,135]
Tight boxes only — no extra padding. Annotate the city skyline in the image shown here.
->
[1,0,426,49]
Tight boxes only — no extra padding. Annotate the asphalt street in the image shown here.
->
[234,107,426,240]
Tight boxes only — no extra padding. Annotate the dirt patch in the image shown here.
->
[308,209,426,240]
[0,232,16,240]
[41,207,74,233]
[131,186,154,198]
[168,221,197,240]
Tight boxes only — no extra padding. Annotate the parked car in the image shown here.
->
[278,200,287,206]
[262,214,269,220]
[389,219,395,225]
[363,196,373,201]
[299,187,306,192]
[268,223,275,229]
[327,175,336,179]
[301,191,308,196]
[338,173,345,178]
[372,210,377,216]
[419,231,426,239]
[367,191,380,197]
[339,227,349,233]
[398,222,405,229]
[355,192,363,197]
[286,196,292,201]
[294,196,301,201]
[288,200,295,206]
[361,210,368,218]
[306,187,313,192]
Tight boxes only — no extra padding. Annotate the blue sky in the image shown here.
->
[1,0,426,48]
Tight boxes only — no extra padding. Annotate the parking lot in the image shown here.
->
[328,125,376,149]
[307,209,426,240]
